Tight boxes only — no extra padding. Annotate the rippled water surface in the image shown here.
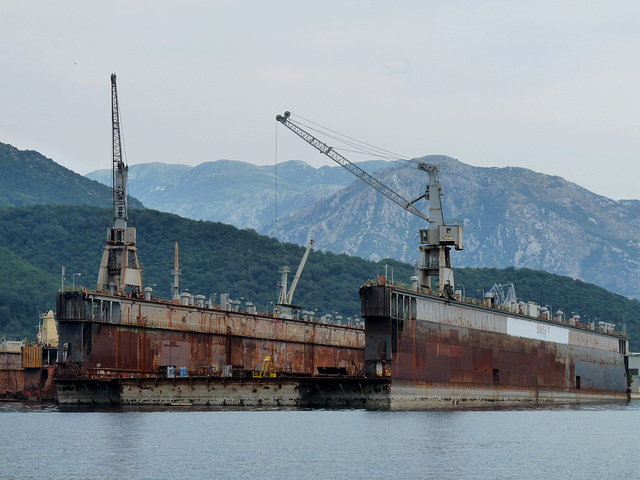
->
[1,402,639,479]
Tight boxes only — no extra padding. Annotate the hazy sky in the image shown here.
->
[2,1,639,200]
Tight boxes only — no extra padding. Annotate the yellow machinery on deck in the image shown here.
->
[252,356,276,378]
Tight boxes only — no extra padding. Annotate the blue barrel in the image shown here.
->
[179,367,187,377]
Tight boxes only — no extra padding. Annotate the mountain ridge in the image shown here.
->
[0,141,144,209]
[86,159,390,229]
[274,155,640,298]
[0,205,637,349]
[85,154,640,299]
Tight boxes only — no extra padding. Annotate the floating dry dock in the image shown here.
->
[55,289,366,405]
[54,281,630,407]
[274,111,632,407]
[53,85,632,407]
[55,75,366,407]
[1,311,58,401]
[359,281,630,407]
[1,342,57,401]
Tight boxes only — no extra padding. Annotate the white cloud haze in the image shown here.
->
[1,1,639,199]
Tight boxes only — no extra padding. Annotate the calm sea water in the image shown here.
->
[1,402,639,479]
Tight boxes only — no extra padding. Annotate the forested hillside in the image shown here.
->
[0,246,59,339]
[0,142,143,208]
[0,205,387,338]
[0,205,638,348]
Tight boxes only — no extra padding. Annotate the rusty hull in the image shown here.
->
[0,348,57,401]
[56,291,364,379]
[0,351,23,399]
[360,285,630,405]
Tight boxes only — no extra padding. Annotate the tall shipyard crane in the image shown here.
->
[97,74,143,294]
[276,111,463,293]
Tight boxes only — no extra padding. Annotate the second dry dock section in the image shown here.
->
[360,284,630,404]
[56,290,365,379]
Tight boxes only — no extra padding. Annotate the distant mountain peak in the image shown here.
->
[83,156,640,299]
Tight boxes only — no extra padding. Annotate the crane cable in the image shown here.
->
[290,113,422,169]
[293,118,409,163]
[292,113,409,159]
[274,120,279,243]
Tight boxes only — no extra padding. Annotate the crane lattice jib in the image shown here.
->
[111,73,127,226]
[276,112,428,222]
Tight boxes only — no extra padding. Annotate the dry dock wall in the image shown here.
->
[56,376,392,408]
[361,286,629,398]
[57,292,364,378]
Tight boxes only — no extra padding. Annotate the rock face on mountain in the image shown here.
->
[273,156,640,299]
[87,155,640,299]
[86,159,388,229]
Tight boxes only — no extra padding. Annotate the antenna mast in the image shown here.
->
[172,241,181,301]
